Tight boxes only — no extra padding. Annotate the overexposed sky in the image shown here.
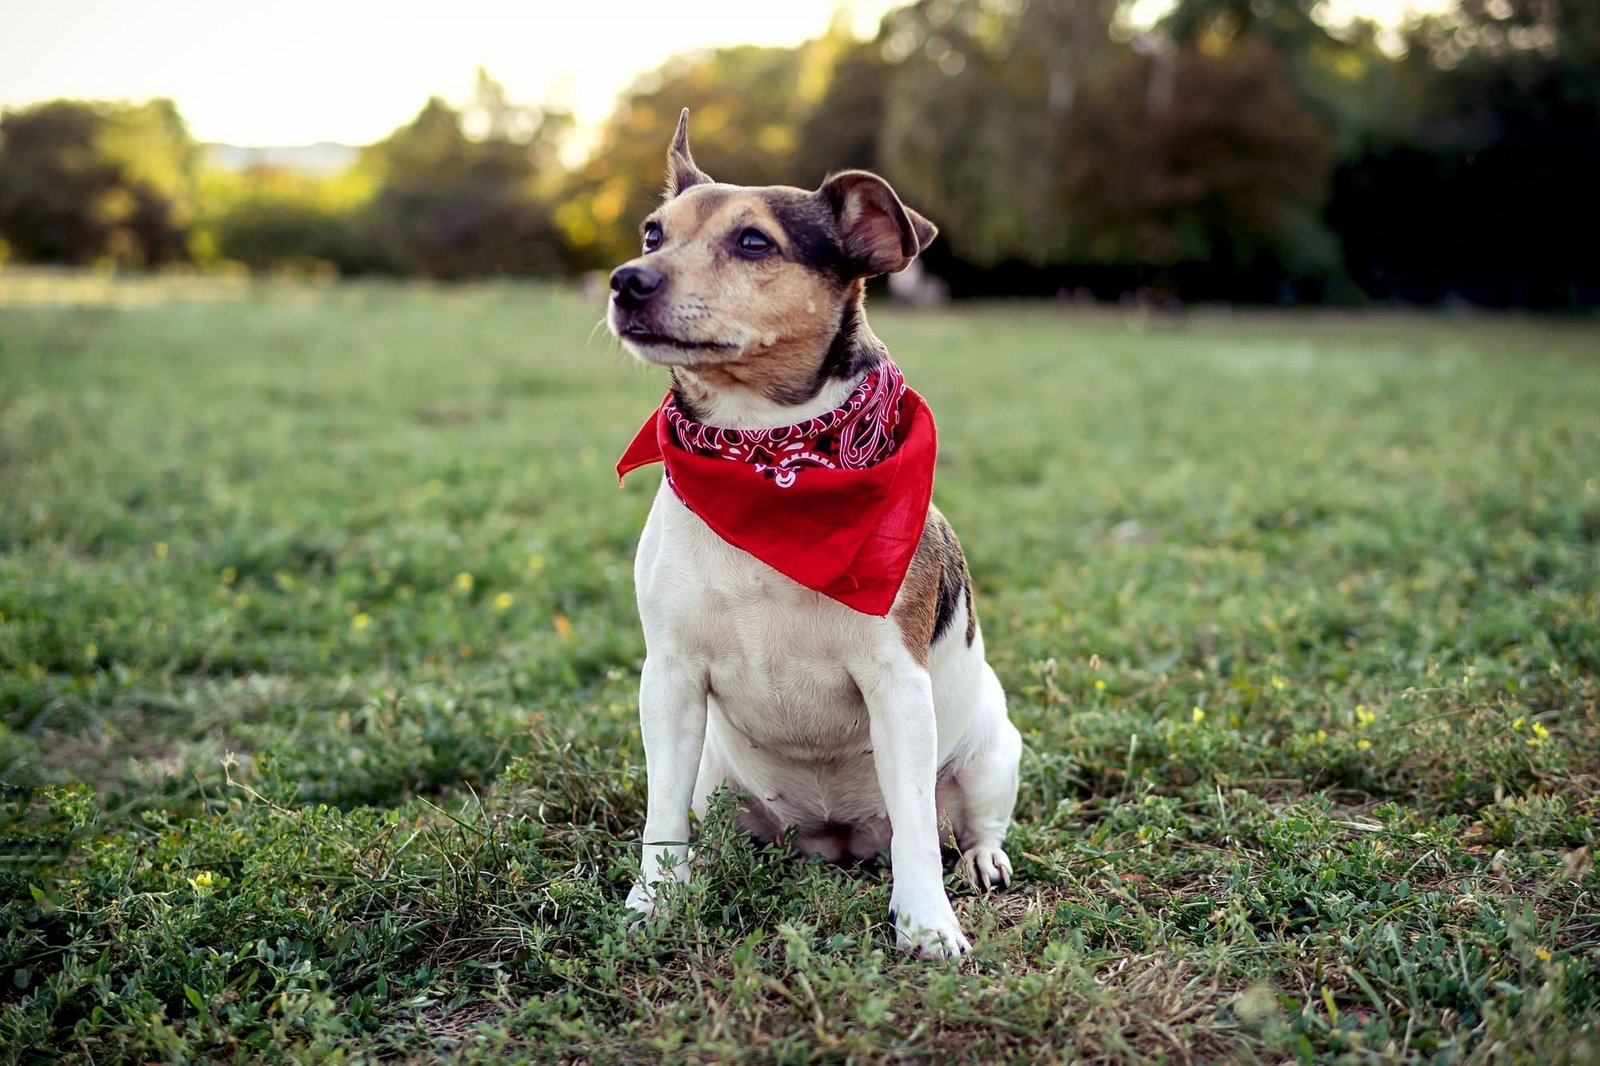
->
[0,0,894,145]
[1,0,1451,146]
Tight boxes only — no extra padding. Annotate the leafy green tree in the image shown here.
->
[0,99,195,266]
[1332,0,1600,305]
[797,36,893,177]
[878,0,1121,266]
[559,43,830,267]
[1156,0,1417,298]
[1162,0,1392,135]
[208,192,381,276]
[358,72,571,279]
[1058,36,1338,283]
[193,151,381,273]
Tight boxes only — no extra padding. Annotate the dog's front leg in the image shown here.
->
[625,652,708,919]
[858,658,970,959]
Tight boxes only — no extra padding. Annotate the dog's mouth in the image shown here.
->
[613,321,743,367]
[617,327,738,353]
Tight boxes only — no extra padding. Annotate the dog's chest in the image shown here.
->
[635,482,876,753]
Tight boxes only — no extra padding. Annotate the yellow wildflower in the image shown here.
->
[1094,679,1106,692]
[1534,947,1552,961]
[84,643,98,661]
[154,541,168,558]
[1356,738,1372,750]
[527,554,545,571]
[493,592,514,611]
[351,613,371,632]
[221,567,237,584]
[1355,704,1377,727]
[1192,706,1206,724]
[1271,675,1287,691]
[454,571,474,593]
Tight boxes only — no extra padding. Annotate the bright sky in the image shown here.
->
[1,0,1450,147]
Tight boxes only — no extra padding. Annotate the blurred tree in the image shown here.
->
[358,72,571,279]
[1157,0,1416,299]
[0,99,195,267]
[1333,0,1600,306]
[797,35,892,177]
[559,31,867,268]
[1162,0,1396,136]
[194,154,382,273]
[204,170,384,275]
[5,5,1590,306]
[879,0,1121,266]
[1058,36,1338,289]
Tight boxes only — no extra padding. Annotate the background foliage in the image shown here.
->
[1,0,1597,304]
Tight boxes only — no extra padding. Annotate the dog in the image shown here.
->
[607,110,1021,958]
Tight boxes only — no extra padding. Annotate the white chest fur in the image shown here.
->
[635,479,887,773]
[634,468,1012,817]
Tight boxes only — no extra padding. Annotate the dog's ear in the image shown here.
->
[665,108,712,199]
[818,170,938,277]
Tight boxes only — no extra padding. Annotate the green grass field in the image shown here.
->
[2,273,1597,1063]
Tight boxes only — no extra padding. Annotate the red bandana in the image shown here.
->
[616,358,937,616]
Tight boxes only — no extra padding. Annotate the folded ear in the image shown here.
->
[818,170,938,277]
[665,108,712,199]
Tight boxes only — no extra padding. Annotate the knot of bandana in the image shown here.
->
[663,359,905,488]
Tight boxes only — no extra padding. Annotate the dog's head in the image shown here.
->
[607,110,936,411]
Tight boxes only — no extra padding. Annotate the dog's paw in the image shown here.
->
[624,880,657,920]
[959,845,1014,892]
[889,901,971,959]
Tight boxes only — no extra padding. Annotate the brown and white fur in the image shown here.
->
[608,111,1020,958]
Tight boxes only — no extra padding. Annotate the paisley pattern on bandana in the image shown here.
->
[663,356,905,488]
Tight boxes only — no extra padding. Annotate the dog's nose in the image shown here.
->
[610,264,666,310]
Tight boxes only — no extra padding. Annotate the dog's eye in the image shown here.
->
[641,222,663,253]
[736,228,775,257]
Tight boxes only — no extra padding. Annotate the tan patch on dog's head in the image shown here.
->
[607,110,937,411]
[628,185,847,404]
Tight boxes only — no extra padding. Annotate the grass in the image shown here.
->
[1,270,1597,1063]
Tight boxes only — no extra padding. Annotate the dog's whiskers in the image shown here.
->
[586,316,615,348]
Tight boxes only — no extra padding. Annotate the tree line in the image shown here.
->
[1,0,1595,307]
